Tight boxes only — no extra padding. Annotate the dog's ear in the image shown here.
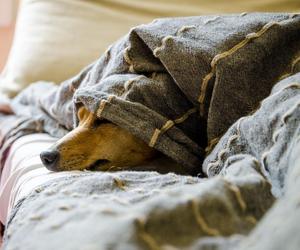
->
[77,106,87,120]
[78,106,96,125]
[77,106,99,128]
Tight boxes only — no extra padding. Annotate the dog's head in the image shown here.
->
[40,106,157,171]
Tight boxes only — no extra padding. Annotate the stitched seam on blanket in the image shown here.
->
[149,108,197,147]
[176,25,196,36]
[265,83,300,143]
[135,218,161,250]
[262,96,300,173]
[245,215,257,224]
[204,16,221,24]
[154,16,224,57]
[206,117,246,176]
[153,35,173,57]
[96,95,114,118]
[205,137,220,155]
[123,46,135,73]
[123,75,144,94]
[104,47,111,63]
[198,17,293,117]
[224,180,247,211]
[190,199,220,236]
[154,17,223,58]
[279,56,300,80]
[113,178,126,190]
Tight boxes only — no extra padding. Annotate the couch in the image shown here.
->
[0,1,300,250]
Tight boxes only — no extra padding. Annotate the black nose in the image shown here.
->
[40,150,59,171]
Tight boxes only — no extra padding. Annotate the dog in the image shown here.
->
[40,106,158,172]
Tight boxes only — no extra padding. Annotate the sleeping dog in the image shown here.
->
[40,106,157,172]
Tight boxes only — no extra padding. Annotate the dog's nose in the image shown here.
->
[40,150,59,171]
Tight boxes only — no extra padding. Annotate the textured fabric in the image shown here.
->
[5,13,300,175]
[237,130,300,250]
[2,68,300,250]
[2,164,274,250]
[203,73,300,197]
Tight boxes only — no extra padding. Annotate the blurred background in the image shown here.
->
[0,0,19,71]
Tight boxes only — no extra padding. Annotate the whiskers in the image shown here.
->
[61,154,87,170]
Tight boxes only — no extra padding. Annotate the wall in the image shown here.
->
[0,0,18,72]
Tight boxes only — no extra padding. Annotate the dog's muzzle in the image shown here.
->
[40,150,59,171]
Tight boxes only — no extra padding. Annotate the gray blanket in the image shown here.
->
[5,13,300,174]
[1,13,300,250]
[3,74,300,250]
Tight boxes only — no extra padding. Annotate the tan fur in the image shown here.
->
[49,107,157,171]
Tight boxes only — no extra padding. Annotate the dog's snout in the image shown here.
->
[40,150,59,171]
